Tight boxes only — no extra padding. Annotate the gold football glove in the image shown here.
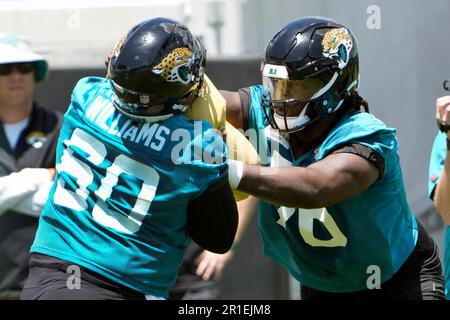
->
[184,75,260,201]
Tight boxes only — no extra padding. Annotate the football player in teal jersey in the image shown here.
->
[429,81,450,299]
[222,17,445,299]
[21,17,238,300]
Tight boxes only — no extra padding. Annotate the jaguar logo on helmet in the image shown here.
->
[322,28,353,69]
[152,47,194,85]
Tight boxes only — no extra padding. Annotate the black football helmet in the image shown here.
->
[261,17,359,133]
[107,17,206,122]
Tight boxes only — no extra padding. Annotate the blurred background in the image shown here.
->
[1,0,449,299]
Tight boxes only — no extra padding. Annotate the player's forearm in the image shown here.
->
[434,154,450,225]
[237,165,332,209]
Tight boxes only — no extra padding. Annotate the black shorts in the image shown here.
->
[21,253,146,300]
[300,222,446,300]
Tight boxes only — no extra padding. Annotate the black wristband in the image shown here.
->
[438,120,450,133]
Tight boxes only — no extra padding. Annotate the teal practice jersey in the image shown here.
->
[428,131,449,299]
[247,85,418,293]
[31,77,228,298]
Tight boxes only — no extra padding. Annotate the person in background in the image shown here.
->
[0,33,61,299]
[428,80,450,299]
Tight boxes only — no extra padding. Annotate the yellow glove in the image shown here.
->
[184,75,260,201]
[223,121,259,201]
[184,75,226,132]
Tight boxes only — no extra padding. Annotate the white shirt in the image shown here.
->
[3,117,29,149]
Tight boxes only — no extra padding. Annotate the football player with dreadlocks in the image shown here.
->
[429,79,450,300]
[20,17,257,300]
[222,17,445,299]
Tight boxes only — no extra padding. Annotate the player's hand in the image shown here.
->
[436,95,450,135]
[184,75,260,201]
[194,249,234,281]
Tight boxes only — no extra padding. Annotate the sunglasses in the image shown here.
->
[0,62,35,76]
[444,80,450,91]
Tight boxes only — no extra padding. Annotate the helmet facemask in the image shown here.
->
[261,64,336,133]
[110,79,199,123]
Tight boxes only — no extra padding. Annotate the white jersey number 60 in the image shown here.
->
[54,128,159,234]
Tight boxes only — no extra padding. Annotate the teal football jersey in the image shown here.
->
[31,77,228,298]
[247,85,418,292]
[428,131,449,299]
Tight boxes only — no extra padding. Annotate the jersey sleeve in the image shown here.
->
[318,112,397,178]
[428,131,447,199]
[331,142,385,179]
[247,85,268,132]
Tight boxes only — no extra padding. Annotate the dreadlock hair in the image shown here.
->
[347,90,369,113]
[332,91,369,122]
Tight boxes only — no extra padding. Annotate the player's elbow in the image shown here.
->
[293,178,331,209]
[186,176,239,253]
[187,205,238,254]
